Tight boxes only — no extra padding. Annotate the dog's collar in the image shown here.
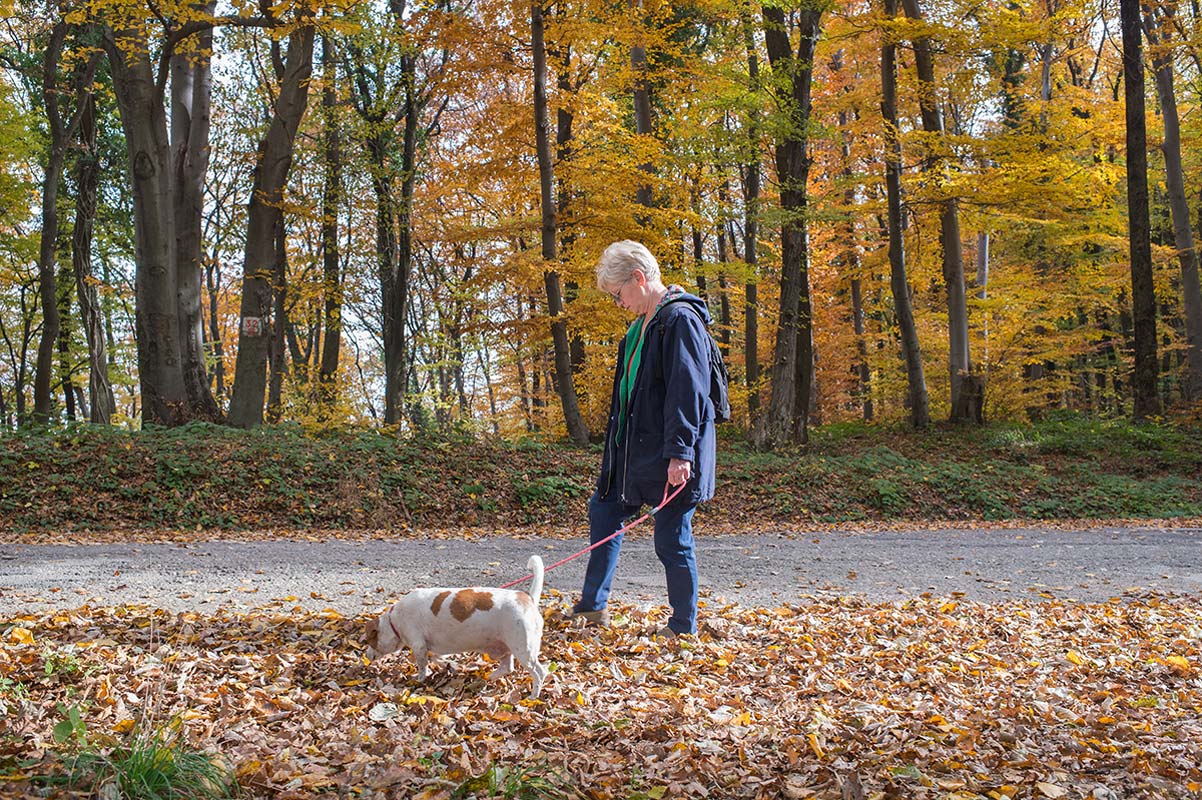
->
[387,608,403,643]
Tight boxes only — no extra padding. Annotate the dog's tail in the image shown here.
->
[526,554,544,607]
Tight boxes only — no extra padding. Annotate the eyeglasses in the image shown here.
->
[608,280,629,305]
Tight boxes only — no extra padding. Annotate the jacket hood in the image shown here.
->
[659,286,712,325]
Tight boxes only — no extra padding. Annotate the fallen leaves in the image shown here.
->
[2,595,1201,798]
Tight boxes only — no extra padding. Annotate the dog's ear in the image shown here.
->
[365,618,380,651]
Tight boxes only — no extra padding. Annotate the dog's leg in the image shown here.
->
[413,649,430,683]
[512,646,547,699]
[488,650,514,680]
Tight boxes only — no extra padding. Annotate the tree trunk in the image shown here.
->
[1120,0,1161,419]
[832,50,872,422]
[267,221,288,422]
[318,33,343,415]
[394,53,421,424]
[1143,6,1202,401]
[533,0,589,444]
[228,21,315,428]
[755,4,823,448]
[56,261,76,421]
[900,0,972,421]
[205,251,225,400]
[882,0,930,427]
[104,27,189,425]
[34,139,65,425]
[71,92,114,424]
[741,8,761,422]
[171,5,221,421]
[629,0,654,209]
[553,35,586,375]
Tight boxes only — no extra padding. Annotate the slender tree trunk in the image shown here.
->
[34,140,65,425]
[34,21,73,425]
[56,262,76,421]
[370,144,402,425]
[832,50,872,421]
[267,222,288,422]
[533,0,588,443]
[900,0,971,421]
[741,9,761,422]
[171,5,221,421]
[629,0,654,209]
[318,33,343,415]
[104,27,190,425]
[204,252,225,400]
[72,93,114,424]
[755,4,823,448]
[1120,0,1161,419]
[394,53,421,423]
[1143,7,1202,401]
[552,35,586,375]
[882,0,930,427]
[228,21,315,428]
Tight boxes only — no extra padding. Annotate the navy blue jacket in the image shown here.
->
[597,291,717,507]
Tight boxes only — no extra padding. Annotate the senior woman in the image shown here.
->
[571,240,718,638]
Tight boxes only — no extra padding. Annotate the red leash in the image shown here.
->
[498,481,688,590]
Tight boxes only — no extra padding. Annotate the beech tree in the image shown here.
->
[228,8,316,429]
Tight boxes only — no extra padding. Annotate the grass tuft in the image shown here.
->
[42,715,235,800]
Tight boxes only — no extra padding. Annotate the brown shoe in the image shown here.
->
[571,608,611,628]
[653,625,679,640]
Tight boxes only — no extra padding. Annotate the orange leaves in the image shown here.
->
[3,597,1202,797]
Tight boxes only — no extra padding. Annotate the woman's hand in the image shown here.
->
[668,457,692,486]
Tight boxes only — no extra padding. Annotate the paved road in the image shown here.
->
[2,526,1201,616]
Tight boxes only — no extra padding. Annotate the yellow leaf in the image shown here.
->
[111,718,136,734]
[807,732,826,759]
[647,787,667,799]
[1065,650,1085,665]
[7,627,33,645]
[574,691,585,705]
[1165,655,1190,674]
[402,694,447,706]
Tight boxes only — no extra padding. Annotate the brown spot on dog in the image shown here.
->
[431,590,451,616]
[449,589,494,621]
[366,618,380,651]
[516,592,534,611]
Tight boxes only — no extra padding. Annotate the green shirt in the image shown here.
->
[617,316,651,439]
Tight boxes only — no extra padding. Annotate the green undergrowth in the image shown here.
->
[1,417,1200,533]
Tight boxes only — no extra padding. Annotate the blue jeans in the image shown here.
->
[575,485,699,634]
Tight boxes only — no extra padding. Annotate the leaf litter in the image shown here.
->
[3,593,1201,799]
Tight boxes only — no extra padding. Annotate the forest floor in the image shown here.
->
[3,420,1202,799]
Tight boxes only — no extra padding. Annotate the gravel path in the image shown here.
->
[3,525,1201,616]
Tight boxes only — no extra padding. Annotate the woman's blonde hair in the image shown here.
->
[596,240,660,290]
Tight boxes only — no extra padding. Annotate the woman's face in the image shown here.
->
[607,270,644,313]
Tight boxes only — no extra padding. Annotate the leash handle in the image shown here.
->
[498,481,687,589]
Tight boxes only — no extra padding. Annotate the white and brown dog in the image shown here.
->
[364,555,548,699]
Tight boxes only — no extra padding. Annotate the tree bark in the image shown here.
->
[741,8,762,423]
[228,20,315,428]
[1143,4,1202,401]
[533,0,589,443]
[882,0,930,427]
[34,22,99,424]
[1120,0,1161,419]
[755,4,823,448]
[629,0,654,209]
[171,3,221,421]
[900,0,972,421]
[104,25,191,425]
[318,33,343,415]
[71,92,114,424]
